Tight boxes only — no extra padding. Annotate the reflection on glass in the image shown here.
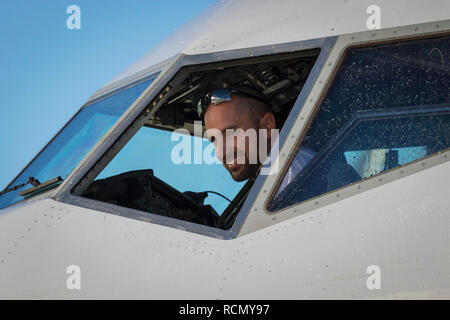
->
[344,147,427,178]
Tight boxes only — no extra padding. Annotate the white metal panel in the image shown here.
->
[0,161,449,299]
[105,0,450,88]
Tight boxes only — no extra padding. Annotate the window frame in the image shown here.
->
[52,36,336,240]
[234,20,450,237]
[0,69,161,210]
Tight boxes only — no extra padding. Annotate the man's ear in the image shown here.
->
[259,112,276,136]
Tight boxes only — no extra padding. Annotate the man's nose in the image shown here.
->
[214,137,235,163]
[214,143,224,163]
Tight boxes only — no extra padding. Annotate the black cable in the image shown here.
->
[204,190,232,203]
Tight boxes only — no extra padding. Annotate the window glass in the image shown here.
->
[269,35,450,211]
[0,75,157,209]
[96,126,245,214]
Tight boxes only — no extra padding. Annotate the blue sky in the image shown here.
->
[0,0,217,190]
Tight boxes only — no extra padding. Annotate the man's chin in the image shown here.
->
[226,164,248,181]
[231,172,249,182]
[227,164,256,182]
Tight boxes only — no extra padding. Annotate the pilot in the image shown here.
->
[198,85,316,196]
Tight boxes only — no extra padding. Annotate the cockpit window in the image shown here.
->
[0,75,158,209]
[76,50,320,229]
[269,35,450,211]
[95,126,246,214]
[81,125,247,227]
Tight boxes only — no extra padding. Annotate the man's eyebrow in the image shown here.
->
[222,125,238,134]
[205,125,238,139]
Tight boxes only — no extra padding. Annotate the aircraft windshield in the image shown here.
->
[0,75,157,209]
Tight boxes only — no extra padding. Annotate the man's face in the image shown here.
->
[204,95,271,181]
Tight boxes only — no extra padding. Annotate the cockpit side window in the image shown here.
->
[269,35,450,211]
[0,75,157,210]
[75,50,320,230]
